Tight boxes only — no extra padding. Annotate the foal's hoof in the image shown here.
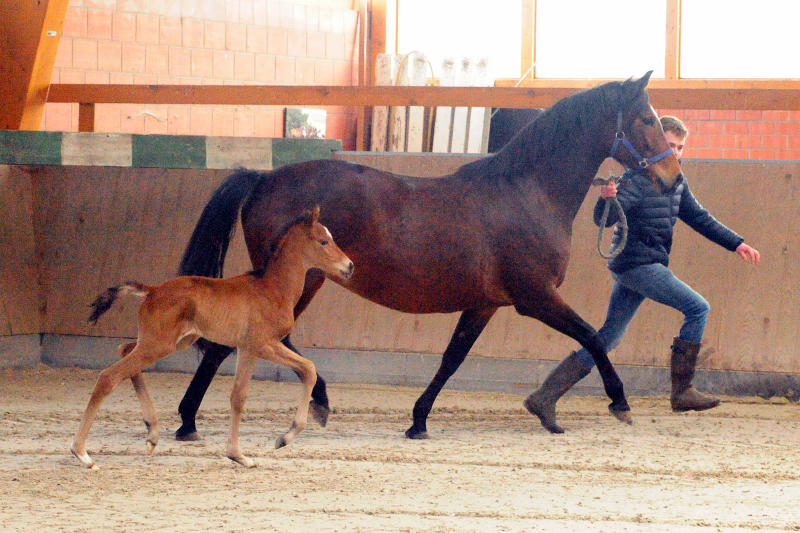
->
[404,426,429,440]
[175,424,200,442]
[310,400,330,428]
[228,454,257,468]
[609,406,633,425]
[275,436,289,449]
[146,440,157,454]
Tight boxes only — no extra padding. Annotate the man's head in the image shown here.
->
[660,115,689,159]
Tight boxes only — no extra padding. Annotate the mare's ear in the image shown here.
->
[620,70,653,106]
[307,205,320,227]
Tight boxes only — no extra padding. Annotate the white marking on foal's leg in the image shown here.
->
[70,441,99,470]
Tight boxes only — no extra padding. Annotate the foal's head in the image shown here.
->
[281,206,354,282]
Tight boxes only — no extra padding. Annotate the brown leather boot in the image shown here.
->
[524,352,591,434]
[670,337,720,412]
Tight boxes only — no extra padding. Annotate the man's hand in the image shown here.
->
[600,181,617,199]
[736,243,761,264]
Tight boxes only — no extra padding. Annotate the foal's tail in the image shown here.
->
[88,282,150,325]
[178,169,265,279]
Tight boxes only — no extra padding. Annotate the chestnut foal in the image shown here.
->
[71,207,353,469]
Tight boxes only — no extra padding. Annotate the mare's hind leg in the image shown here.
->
[119,342,159,452]
[515,289,631,425]
[71,343,172,469]
[176,341,234,441]
[406,308,497,440]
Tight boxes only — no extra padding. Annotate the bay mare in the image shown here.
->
[175,72,683,441]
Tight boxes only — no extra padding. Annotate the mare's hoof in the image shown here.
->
[609,406,633,425]
[310,400,330,427]
[404,427,429,440]
[175,425,200,441]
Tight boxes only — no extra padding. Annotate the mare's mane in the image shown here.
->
[248,210,313,277]
[454,78,645,183]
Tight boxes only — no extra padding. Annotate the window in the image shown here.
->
[535,0,666,78]
[397,0,523,80]
[681,0,800,78]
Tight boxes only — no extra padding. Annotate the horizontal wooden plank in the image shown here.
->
[46,81,800,110]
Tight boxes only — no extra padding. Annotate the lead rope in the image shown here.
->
[593,175,628,259]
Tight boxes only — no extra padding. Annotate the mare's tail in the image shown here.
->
[88,282,150,324]
[178,169,265,278]
[178,169,265,358]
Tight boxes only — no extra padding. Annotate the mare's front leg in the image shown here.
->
[71,343,170,469]
[406,308,497,440]
[119,342,158,452]
[515,289,631,425]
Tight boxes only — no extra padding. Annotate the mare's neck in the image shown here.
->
[496,107,612,225]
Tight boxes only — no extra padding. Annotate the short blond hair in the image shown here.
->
[660,115,689,138]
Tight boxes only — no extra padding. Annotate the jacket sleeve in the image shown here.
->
[678,180,744,251]
[593,172,644,227]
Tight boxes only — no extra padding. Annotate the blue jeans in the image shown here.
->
[575,263,710,370]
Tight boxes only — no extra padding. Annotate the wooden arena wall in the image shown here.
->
[2,131,798,398]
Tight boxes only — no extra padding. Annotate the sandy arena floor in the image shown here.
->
[1,364,799,532]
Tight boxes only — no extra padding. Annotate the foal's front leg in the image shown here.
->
[226,348,257,468]
[269,342,317,449]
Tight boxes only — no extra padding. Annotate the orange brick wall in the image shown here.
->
[657,109,800,161]
[45,0,360,150]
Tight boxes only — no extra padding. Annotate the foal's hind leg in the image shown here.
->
[406,308,497,440]
[71,343,171,469]
[119,342,159,452]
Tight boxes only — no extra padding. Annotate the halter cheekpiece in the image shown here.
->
[609,111,673,168]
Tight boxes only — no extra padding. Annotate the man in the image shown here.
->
[525,116,761,434]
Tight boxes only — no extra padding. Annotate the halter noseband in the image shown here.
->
[610,111,673,169]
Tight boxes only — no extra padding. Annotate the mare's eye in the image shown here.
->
[642,116,656,126]
[319,240,329,246]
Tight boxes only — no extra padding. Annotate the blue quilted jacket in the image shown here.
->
[594,169,744,274]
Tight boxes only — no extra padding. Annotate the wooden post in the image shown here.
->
[0,0,70,130]
[78,103,96,133]
[521,0,537,80]
[665,0,682,79]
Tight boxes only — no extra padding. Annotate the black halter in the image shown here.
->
[610,111,673,169]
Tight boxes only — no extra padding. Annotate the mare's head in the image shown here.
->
[292,206,354,282]
[605,71,683,193]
